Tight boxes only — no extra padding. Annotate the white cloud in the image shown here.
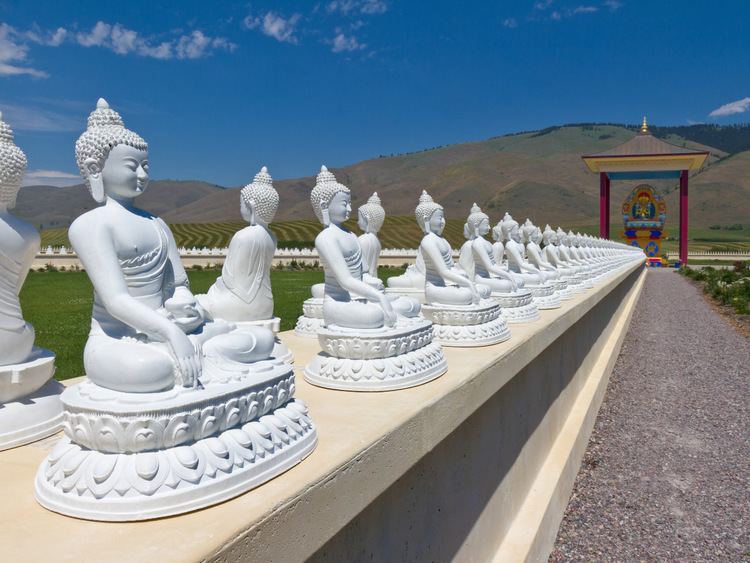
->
[502,18,518,28]
[23,169,81,187]
[534,0,554,10]
[572,5,599,14]
[73,21,236,59]
[603,0,623,11]
[244,12,302,44]
[551,10,562,20]
[0,101,79,131]
[327,1,387,15]
[0,23,48,77]
[330,32,366,53]
[709,97,750,118]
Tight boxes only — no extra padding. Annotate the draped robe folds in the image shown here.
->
[204,226,275,322]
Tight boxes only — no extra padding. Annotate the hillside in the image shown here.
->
[15,123,750,231]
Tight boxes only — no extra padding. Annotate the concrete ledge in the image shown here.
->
[0,261,644,562]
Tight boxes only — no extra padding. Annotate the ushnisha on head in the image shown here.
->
[464,202,490,239]
[500,212,520,241]
[241,166,279,225]
[75,98,148,203]
[358,191,385,234]
[0,111,28,210]
[310,165,351,226]
[542,224,556,245]
[521,218,537,244]
[415,190,444,234]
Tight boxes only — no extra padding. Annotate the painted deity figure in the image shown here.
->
[0,112,37,367]
[417,191,488,306]
[357,192,386,290]
[199,166,278,322]
[458,203,518,293]
[69,99,273,393]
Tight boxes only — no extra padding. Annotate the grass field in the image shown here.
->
[41,218,750,254]
[20,267,403,381]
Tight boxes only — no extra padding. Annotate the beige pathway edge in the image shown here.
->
[494,268,646,563]
[0,262,643,563]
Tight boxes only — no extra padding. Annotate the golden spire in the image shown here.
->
[640,115,649,134]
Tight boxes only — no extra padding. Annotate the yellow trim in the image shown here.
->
[582,153,708,173]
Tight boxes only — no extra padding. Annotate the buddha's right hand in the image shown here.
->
[166,327,202,388]
[380,296,397,327]
[469,284,481,304]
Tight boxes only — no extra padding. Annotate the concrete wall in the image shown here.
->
[307,266,644,563]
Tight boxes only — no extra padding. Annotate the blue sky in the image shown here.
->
[1,0,749,186]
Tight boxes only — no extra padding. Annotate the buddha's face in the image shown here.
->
[510,224,521,243]
[531,230,543,244]
[95,144,149,201]
[328,191,351,225]
[478,218,490,236]
[427,209,445,235]
[357,209,368,232]
[492,226,503,242]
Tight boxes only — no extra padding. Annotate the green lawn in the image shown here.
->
[20,267,403,381]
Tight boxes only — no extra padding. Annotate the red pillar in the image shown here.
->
[679,170,689,265]
[599,172,610,239]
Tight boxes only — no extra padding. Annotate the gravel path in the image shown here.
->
[550,269,750,562]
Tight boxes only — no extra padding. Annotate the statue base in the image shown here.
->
[549,279,575,301]
[233,317,293,364]
[304,318,447,391]
[421,299,511,347]
[526,283,562,310]
[0,349,63,451]
[489,289,540,324]
[384,287,426,304]
[35,359,318,521]
[295,297,324,338]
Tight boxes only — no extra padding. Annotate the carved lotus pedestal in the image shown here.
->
[549,278,575,301]
[295,297,324,337]
[525,283,562,310]
[421,299,511,347]
[0,348,63,451]
[35,358,317,521]
[304,318,447,391]
[489,289,540,324]
[234,317,293,363]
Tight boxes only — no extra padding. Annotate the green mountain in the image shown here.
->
[15,123,750,231]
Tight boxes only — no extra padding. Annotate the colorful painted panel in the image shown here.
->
[621,184,666,257]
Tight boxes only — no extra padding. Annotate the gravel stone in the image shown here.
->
[550,269,750,562]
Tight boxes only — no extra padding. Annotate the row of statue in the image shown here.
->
[0,101,644,521]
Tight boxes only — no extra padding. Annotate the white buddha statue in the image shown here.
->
[491,221,507,267]
[417,191,510,346]
[524,221,576,300]
[457,204,539,324]
[0,111,62,450]
[197,166,292,362]
[541,224,584,294]
[357,192,385,290]
[304,168,445,391]
[501,213,560,309]
[36,100,317,520]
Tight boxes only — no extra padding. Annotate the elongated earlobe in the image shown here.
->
[321,203,331,227]
[85,158,105,203]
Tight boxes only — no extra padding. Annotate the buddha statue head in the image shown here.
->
[415,190,444,235]
[521,218,537,244]
[542,224,557,246]
[0,111,27,211]
[358,192,385,234]
[491,221,505,243]
[463,203,490,239]
[530,226,544,246]
[500,212,520,243]
[556,227,568,245]
[568,230,578,246]
[75,98,148,204]
[310,165,351,227]
[241,166,279,226]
